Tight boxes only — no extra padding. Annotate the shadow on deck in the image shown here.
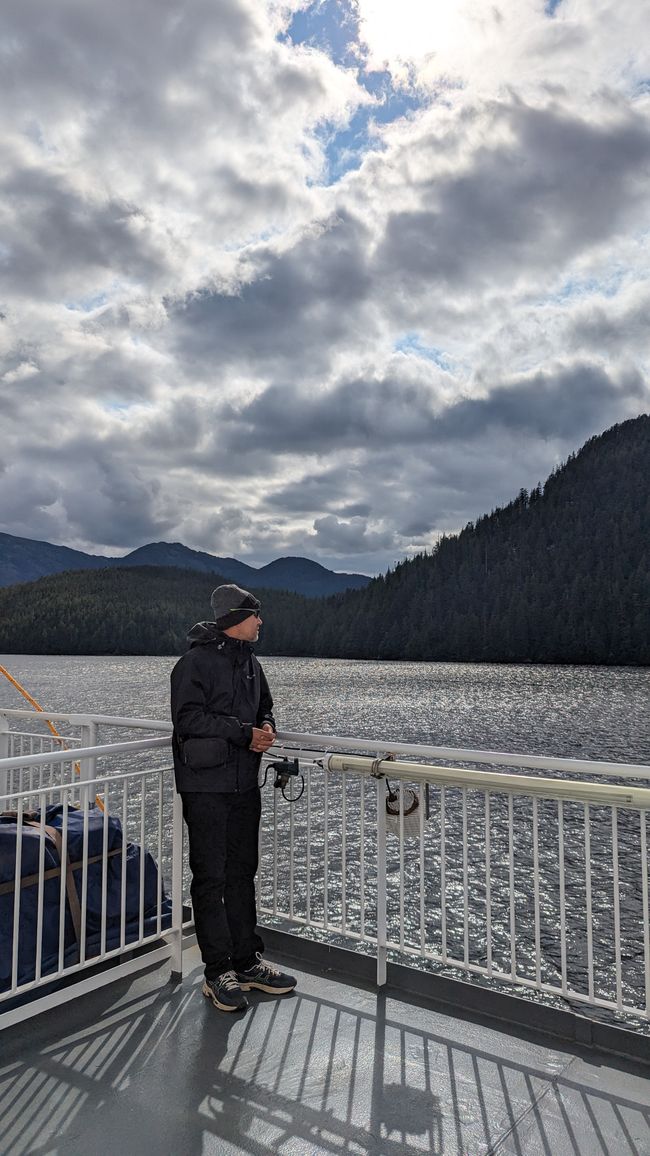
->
[1,945,649,1156]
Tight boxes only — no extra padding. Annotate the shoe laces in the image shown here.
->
[217,969,241,991]
[253,955,280,977]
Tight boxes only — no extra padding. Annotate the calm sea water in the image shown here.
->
[1,654,649,764]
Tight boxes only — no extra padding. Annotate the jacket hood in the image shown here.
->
[186,621,253,654]
[187,621,225,645]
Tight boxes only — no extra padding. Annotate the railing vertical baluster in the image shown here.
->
[359,775,365,940]
[641,810,649,1017]
[11,799,24,991]
[440,787,447,963]
[341,772,347,932]
[80,782,89,964]
[462,787,469,967]
[306,767,312,924]
[289,770,295,921]
[171,783,184,976]
[485,792,492,977]
[399,781,405,950]
[0,716,9,800]
[101,779,109,956]
[376,776,387,986]
[533,797,541,987]
[558,800,567,996]
[508,794,516,980]
[324,768,329,929]
[45,751,50,799]
[34,791,47,982]
[139,779,146,942]
[157,773,163,936]
[584,802,594,1003]
[419,781,425,954]
[612,806,622,1010]
[58,792,69,972]
[120,785,128,949]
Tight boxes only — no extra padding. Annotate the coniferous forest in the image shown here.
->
[1,416,648,664]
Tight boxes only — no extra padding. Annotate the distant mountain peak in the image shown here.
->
[0,533,371,597]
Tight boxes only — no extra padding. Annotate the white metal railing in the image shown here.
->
[1,711,649,1029]
[0,709,171,805]
[0,723,183,1030]
[2,733,82,804]
[261,733,650,1023]
[8,731,82,753]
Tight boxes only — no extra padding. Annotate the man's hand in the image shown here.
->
[250,723,276,753]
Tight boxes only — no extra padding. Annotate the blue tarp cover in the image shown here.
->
[0,804,172,991]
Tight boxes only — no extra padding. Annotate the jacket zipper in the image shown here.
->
[231,660,240,793]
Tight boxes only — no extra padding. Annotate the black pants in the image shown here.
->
[181,788,264,980]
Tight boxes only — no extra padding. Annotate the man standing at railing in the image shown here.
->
[170,584,297,1012]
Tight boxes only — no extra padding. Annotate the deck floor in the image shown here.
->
[1,946,650,1156]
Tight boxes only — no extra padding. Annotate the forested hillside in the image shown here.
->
[0,567,310,656]
[303,415,649,664]
[1,416,648,663]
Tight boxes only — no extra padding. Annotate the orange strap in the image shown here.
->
[0,664,104,811]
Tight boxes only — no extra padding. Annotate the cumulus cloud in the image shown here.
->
[374,101,650,293]
[0,0,648,573]
[310,514,396,554]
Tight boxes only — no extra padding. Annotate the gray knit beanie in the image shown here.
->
[210,583,261,629]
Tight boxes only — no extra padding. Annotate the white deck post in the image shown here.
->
[0,715,10,799]
[78,719,98,810]
[376,775,387,987]
[170,788,184,977]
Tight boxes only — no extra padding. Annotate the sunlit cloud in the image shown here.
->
[357,0,470,77]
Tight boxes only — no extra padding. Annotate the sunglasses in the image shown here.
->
[230,608,261,618]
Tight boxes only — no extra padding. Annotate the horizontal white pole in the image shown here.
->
[0,734,170,773]
[1,763,174,807]
[326,753,650,808]
[0,708,172,732]
[276,730,650,781]
[7,730,81,743]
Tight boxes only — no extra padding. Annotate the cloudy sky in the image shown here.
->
[1,0,648,574]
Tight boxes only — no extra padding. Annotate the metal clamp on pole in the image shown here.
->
[369,752,396,779]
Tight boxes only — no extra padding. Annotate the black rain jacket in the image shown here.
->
[170,622,275,794]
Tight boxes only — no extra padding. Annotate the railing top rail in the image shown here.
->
[1,712,648,782]
[2,735,647,808]
[274,731,650,781]
[0,734,171,771]
[0,708,172,731]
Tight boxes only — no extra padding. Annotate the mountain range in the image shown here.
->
[1,415,648,663]
[0,535,371,598]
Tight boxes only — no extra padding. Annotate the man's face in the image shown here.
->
[225,610,262,642]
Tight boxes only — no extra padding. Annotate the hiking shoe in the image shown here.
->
[202,970,248,1012]
[236,954,297,995]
